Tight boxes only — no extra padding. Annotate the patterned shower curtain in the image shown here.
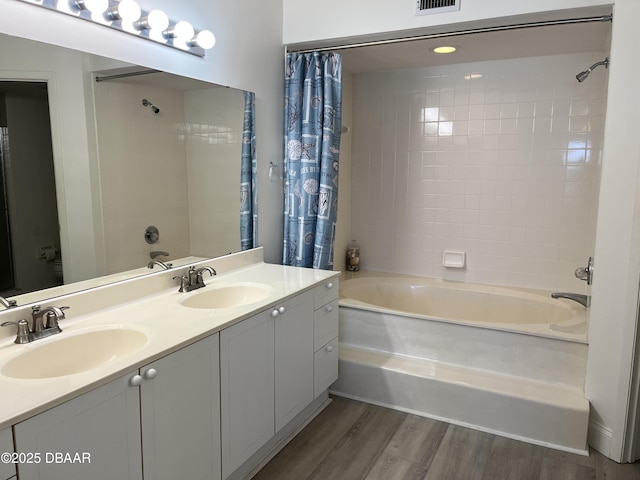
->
[283,51,342,269]
[240,91,257,250]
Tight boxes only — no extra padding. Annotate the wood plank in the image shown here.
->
[481,436,542,480]
[364,453,423,480]
[423,426,494,480]
[384,414,449,468]
[593,450,640,480]
[306,403,406,480]
[252,396,368,480]
[540,456,596,480]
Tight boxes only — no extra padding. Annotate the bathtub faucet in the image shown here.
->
[551,292,590,308]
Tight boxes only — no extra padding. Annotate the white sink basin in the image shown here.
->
[180,283,273,309]
[1,328,148,379]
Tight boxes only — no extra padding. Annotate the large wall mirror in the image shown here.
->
[0,32,251,306]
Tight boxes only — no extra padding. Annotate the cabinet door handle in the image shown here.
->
[144,368,158,380]
[326,282,333,289]
[130,374,142,387]
[278,306,286,314]
[271,309,279,318]
[326,305,333,312]
[326,345,334,353]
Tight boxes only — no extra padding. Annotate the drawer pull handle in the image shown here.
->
[326,282,333,289]
[130,374,142,387]
[144,368,158,380]
[278,306,286,314]
[271,309,279,318]
[326,305,333,312]
[326,345,334,353]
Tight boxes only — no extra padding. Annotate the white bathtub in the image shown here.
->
[332,272,590,454]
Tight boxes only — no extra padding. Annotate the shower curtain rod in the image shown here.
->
[287,15,612,54]
[94,69,162,83]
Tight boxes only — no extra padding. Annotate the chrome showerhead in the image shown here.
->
[576,70,590,83]
[142,98,160,114]
[576,58,609,83]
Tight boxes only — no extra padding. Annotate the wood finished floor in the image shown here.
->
[253,396,640,480]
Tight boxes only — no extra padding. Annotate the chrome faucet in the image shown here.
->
[174,266,217,292]
[1,305,69,343]
[0,296,17,309]
[551,292,590,308]
[147,260,173,270]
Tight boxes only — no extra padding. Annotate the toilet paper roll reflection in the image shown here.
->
[39,245,57,261]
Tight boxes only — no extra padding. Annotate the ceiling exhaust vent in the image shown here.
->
[416,0,460,16]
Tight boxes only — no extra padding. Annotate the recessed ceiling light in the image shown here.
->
[433,46,457,54]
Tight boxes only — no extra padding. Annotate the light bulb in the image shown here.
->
[104,0,141,22]
[194,30,216,49]
[147,10,169,30]
[172,21,195,41]
[135,9,169,31]
[83,0,108,13]
[117,0,140,21]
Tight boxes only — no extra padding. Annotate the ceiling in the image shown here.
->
[339,21,611,74]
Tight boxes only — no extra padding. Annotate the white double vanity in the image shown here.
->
[0,248,339,480]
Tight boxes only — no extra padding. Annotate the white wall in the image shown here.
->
[283,0,613,46]
[0,0,284,263]
[586,0,640,460]
[349,52,606,292]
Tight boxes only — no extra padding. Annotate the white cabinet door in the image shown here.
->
[0,427,15,479]
[274,290,314,432]
[140,334,221,480]
[14,372,142,480]
[220,311,274,479]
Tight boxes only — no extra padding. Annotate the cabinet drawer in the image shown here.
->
[0,427,14,479]
[314,337,338,398]
[314,299,338,351]
[314,279,338,310]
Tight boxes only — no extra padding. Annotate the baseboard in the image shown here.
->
[588,419,612,457]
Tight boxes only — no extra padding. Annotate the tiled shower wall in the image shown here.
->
[350,52,607,292]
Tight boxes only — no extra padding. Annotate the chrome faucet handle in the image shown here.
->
[173,275,190,293]
[1,319,30,344]
[575,256,594,285]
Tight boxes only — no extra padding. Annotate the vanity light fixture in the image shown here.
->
[15,0,216,57]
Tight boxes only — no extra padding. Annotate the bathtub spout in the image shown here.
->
[551,292,589,308]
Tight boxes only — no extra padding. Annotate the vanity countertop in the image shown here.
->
[0,249,339,430]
